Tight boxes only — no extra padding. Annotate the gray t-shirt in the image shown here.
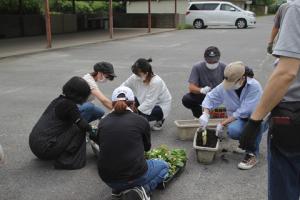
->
[188,62,226,88]
[274,3,289,29]
[273,1,300,102]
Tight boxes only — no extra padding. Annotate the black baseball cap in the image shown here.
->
[204,46,221,63]
[93,62,117,78]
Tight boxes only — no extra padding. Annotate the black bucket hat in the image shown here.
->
[94,62,117,78]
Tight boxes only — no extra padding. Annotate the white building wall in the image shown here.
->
[126,0,189,14]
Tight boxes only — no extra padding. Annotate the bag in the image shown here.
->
[270,102,300,152]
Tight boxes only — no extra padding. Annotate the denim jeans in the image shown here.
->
[106,159,169,193]
[78,102,105,123]
[268,134,300,200]
[227,119,268,155]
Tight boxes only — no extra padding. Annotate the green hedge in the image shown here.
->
[0,0,122,15]
[0,0,42,14]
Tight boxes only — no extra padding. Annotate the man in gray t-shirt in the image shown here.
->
[267,2,290,54]
[182,46,226,118]
[240,1,300,199]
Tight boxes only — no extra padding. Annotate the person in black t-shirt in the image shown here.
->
[29,77,92,170]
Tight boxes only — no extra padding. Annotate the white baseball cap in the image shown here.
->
[112,86,135,102]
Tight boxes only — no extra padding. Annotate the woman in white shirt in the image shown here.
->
[122,58,172,131]
[80,62,116,123]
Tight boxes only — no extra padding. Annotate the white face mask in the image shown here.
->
[98,73,107,83]
[206,62,219,70]
[232,82,242,90]
[136,74,147,81]
[99,77,107,83]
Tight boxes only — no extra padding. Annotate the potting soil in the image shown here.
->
[196,129,218,148]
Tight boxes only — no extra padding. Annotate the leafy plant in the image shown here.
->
[177,23,193,30]
[145,145,187,177]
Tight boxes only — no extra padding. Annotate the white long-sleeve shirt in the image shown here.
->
[122,74,172,118]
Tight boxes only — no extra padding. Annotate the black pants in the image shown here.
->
[135,98,164,122]
[182,93,206,118]
[29,125,86,170]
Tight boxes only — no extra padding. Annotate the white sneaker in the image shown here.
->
[123,186,150,200]
[0,145,5,166]
[238,153,258,170]
[151,121,163,131]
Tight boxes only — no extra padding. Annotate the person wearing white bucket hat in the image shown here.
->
[199,61,268,170]
[97,86,169,200]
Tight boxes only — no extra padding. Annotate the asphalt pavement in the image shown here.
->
[0,16,276,200]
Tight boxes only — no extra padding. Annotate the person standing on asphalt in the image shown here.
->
[240,1,300,199]
[182,46,226,118]
[80,62,117,123]
[267,0,294,54]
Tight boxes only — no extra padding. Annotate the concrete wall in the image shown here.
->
[114,13,185,28]
[126,0,189,14]
[126,0,247,14]
[0,14,77,38]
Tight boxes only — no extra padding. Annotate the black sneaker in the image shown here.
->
[156,181,166,190]
[123,186,150,200]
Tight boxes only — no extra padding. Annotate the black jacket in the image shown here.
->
[29,95,90,159]
[97,111,151,182]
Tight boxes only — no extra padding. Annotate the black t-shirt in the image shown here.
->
[97,111,151,182]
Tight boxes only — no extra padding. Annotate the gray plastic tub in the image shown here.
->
[174,119,224,141]
[193,128,220,164]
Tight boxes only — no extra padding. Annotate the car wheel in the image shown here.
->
[236,19,247,29]
[193,19,204,29]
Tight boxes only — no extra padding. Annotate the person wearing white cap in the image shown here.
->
[97,86,169,200]
[199,61,268,170]
[122,58,172,131]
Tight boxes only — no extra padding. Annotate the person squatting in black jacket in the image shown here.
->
[97,86,169,200]
[29,77,92,170]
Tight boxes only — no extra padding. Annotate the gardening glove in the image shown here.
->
[75,118,92,133]
[88,127,98,142]
[199,112,210,130]
[216,123,225,138]
[267,42,273,54]
[200,86,211,95]
[239,118,262,152]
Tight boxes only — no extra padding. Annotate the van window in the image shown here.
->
[189,4,204,10]
[189,3,219,11]
[203,3,219,10]
[220,4,236,11]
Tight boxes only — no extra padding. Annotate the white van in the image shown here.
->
[185,1,256,29]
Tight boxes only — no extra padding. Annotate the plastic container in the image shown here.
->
[174,118,224,141]
[193,128,220,164]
